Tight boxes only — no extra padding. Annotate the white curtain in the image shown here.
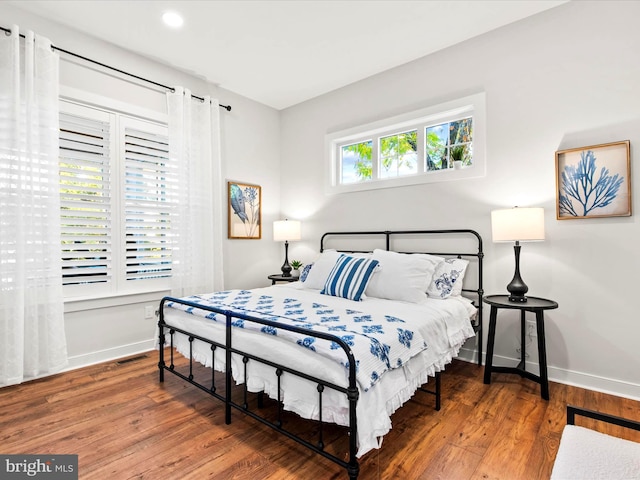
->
[167,87,224,296]
[0,26,68,387]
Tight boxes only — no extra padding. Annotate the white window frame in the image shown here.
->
[119,115,173,294]
[59,87,170,302]
[59,101,116,300]
[325,92,486,194]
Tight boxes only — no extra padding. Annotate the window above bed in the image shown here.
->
[325,92,486,194]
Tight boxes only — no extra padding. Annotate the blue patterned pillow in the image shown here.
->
[299,263,313,282]
[426,258,469,299]
[321,254,380,301]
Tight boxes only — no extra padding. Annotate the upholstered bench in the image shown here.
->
[551,405,640,479]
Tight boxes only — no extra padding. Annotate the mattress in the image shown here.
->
[160,283,476,457]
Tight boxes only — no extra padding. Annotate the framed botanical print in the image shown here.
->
[227,181,261,239]
[555,141,631,219]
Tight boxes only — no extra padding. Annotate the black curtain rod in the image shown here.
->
[1,25,232,111]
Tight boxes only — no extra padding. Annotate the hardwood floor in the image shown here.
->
[1,351,639,480]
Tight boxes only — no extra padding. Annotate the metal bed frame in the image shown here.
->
[158,229,483,479]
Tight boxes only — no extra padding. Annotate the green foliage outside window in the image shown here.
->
[341,117,473,182]
[343,130,418,182]
[343,140,373,181]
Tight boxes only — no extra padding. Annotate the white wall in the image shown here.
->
[280,1,640,400]
[0,3,282,369]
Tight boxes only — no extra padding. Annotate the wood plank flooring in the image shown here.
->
[1,351,639,479]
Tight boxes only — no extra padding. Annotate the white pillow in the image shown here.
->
[426,258,469,299]
[301,250,342,289]
[366,249,443,303]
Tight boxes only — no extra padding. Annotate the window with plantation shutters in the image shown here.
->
[59,107,113,289]
[59,99,171,298]
[122,121,173,282]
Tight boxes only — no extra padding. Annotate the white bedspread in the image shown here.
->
[160,283,476,457]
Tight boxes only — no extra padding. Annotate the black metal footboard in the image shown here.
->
[158,296,442,479]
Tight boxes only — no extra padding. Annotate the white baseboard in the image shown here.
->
[64,339,156,372]
[457,347,640,401]
[546,364,640,402]
[56,343,640,403]
[457,346,482,365]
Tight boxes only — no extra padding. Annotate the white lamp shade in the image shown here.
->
[491,207,545,242]
[273,220,301,242]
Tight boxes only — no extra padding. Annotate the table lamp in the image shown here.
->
[273,219,301,277]
[491,207,545,302]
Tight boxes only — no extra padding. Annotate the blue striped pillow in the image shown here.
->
[321,255,380,301]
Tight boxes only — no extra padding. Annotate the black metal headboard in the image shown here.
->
[320,229,484,365]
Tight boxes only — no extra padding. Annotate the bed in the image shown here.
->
[158,229,484,479]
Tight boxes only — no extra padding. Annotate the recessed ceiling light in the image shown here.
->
[162,11,184,28]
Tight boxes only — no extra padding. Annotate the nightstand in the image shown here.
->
[483,294,558,400]
[268,274,299,285]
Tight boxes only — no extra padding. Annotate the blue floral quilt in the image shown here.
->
[165,289,429,391]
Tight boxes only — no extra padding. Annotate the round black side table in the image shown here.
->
[268,274,299,285]
[483,294,558,400]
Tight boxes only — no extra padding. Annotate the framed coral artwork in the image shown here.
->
[227,181,261,239]
[555,140,631,219]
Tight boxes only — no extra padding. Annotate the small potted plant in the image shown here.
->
[450,145,466,169]
[290,260,303,278]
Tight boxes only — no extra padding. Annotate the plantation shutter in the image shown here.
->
[59,111,112,286]
[123,124,173,281]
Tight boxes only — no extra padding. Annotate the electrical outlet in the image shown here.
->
[526,320,537,338]
[144,305,155,319]
[517,321,536,358]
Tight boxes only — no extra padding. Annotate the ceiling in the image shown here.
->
[11,0,567,110]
